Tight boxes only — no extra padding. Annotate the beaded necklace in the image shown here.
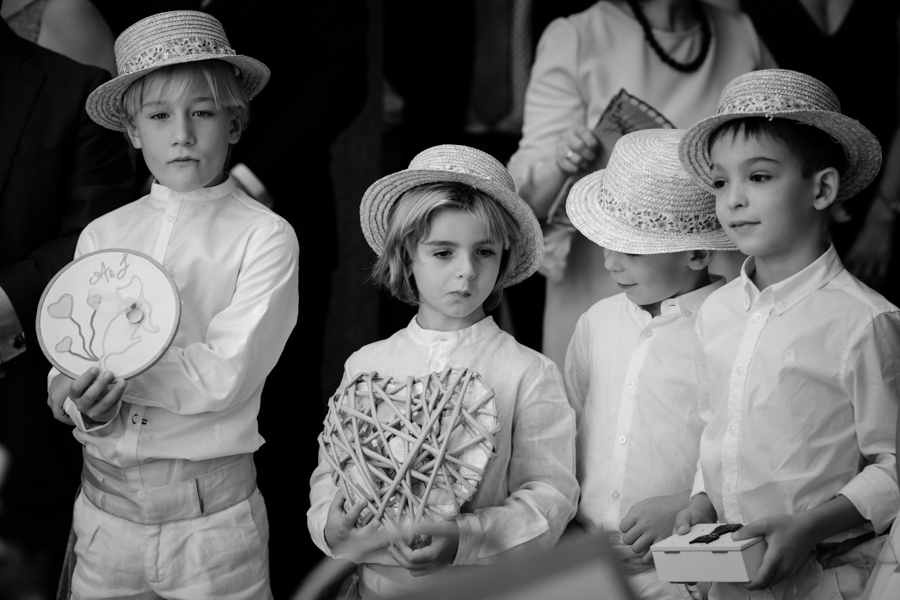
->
[625,0,712,73]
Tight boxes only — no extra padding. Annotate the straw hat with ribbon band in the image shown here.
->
[566,129,736,255]
[679,69,882,203]
[360,145,544,287]
[86,10,270,132]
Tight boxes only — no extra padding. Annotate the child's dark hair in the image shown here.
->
[371,182,522,311]
[709,117,847,176]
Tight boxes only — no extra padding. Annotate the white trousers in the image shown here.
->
[70,488,273,600]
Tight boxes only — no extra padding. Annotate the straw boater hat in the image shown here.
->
[85,10,270,132]
[360,145,544,287]
[566,129,736,254]
[679,69,882,203]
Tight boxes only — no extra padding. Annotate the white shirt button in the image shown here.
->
[254,306,264,314]
[431,362,440,371]
[166,213,176,221]
[729,424,736,434]
[609,534,621,544]
[776,301,786,310]
[684,310,692,317]
[611,491,620,500]
[644,330,653,338]
[618,435,627,444]
[754,312,763,321]
[736,366,744,375]
[627,381,635,390]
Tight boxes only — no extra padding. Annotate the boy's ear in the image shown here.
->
[124,121,142,149]
[812,167,840,211]
[228,115,244,144]
[686,249,716,271]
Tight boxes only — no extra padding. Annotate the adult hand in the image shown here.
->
[555,124,602,175]
[845,199,894,287]
[732,513,816,590]
[323,492,389,560]
[387,520,460,576]
[620,492,689,564]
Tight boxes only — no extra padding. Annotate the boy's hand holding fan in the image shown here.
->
[319,368,500,568]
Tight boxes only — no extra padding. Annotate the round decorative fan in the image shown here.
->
[36,248,180,380]
[319,368,500,535]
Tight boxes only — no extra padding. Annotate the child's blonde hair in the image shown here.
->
[372,182,523,311]
[122,60,250,130]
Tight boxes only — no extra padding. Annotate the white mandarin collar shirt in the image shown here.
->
[564,278,723,569]
[52,176,300,466]
[308,316,578,599]
[693,246,900,539]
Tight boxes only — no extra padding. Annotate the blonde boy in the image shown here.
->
[46,11,298,599]
[564,128,735,600]
[675,69,899,599]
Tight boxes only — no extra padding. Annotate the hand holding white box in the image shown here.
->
[651,523,767,583]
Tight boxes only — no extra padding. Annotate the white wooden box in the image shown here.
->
[651,524,766,583]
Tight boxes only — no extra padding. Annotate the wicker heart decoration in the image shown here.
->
[319,368,499,532]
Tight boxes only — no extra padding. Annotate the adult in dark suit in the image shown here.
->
[0,12,133,596]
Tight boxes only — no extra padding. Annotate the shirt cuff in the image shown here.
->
[691,465,707,499]
[452,512,484,565]
[838,468,900,534]
[0,285,25,363]
[230,163,268,199]
[63,397,122,433]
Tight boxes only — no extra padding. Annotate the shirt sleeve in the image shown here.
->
[453,362,579,565]
[308,365,398,565]
[507,17,585,189]
[836,311,900,534]
[563,312,591,427]
[119,219,300,415]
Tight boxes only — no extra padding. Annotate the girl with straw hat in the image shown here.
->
[308,144,578,599]
[673,68,899,600]
[564,128,732,600]
[46,10,295,599]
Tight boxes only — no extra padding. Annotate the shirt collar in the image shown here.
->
[150,175,237,203]
[406,315,500,348]
[739,245,843,313]
[629,274,726,320]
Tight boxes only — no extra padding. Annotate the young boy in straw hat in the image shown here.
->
[45,10,298,598]
[307,144,578,599]
[564,128,734,600]
[674,68,900,599]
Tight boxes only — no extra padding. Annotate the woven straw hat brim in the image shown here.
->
[360,170,544,288]
[680,110,882,203]
[86,54,269,132]
[566,170,737,254]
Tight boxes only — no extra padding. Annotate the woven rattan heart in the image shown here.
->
[319,368,499,530]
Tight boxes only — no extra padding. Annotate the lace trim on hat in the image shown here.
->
[718,94,815,118]
[600,188,721,234]
[121,37,236,76]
